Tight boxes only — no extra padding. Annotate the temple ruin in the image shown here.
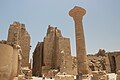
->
[32,25,77,78]
[0,22,31,80]
[0,6,120,80]
[0,40,21,80]
[7,22,30,67]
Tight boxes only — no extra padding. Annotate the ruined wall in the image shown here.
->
[43,26,62,69]
[116,54,120,72]
[32,42,44,77]
[43,37,54,69]
[33,26,74,76]
[87,49,111,73]
[43,26,73,70]
[108,52,120,73]
[58,38,74,74]
[105,53,111,73]
[43,26,55,68]
[7,21,30,67]
[87,55,111,72]
[7,22,21,45]
[87,50,120,73]
[20,25,30,67]
[0,42,19,80]
[0,44,13,80]
[56,38,71,68]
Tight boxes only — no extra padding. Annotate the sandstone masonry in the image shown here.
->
[7,21,30,67]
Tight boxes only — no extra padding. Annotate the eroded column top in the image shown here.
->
[69,6,86,18]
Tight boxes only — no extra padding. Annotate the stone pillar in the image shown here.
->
[69,6,89,75]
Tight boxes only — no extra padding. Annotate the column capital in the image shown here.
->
[69,6,86,18]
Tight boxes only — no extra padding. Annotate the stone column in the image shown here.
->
[69,6,89,75]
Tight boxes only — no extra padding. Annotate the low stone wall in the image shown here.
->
[0,44,19,80]
[91,71,107,80]
[55,74,74,80]
[0,44,13,80]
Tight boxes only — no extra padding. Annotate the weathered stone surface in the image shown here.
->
[58,38,72,74]
[11,48,19,78]
[91,71,107,80]
[88,49,111,73]
[55,73,74,80]
[69,6,89,75]
[0,43,19,80]
[21,67,32,79]
[108,51,120,73]
[0,7,119,80]
[59,41,77,75]
[32,42,44,77]
[107,73,117,80]
[7,21,30,67]
[87,50,120,74]
[0,43,13,80]
[43,26,62,69]
[32,25,75,77]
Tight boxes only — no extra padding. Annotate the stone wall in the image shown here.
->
[43,26,73,71]
[32,42,44,77]
[0,43,13,80]
[32,25,74,77]
[20,25,30,67]
[88,54,111,73]
[7,21,30,67]
[87,50,120,74]
[58,38,75,75]
[108,51,120,73]
[11,48,19,78]
[43,26,64,69]
[88,50,111,73]
[43,37,55,69]
[0,42,19,80]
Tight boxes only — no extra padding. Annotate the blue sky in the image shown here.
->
[0,0,120,56]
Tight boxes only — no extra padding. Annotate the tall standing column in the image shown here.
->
[69,6,89,75]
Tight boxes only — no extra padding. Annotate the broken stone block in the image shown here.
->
[55,74,74,80]
[91,71,107,80]
[21,67,32,79]
[117,70,120,80]
[18,75,25,80]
